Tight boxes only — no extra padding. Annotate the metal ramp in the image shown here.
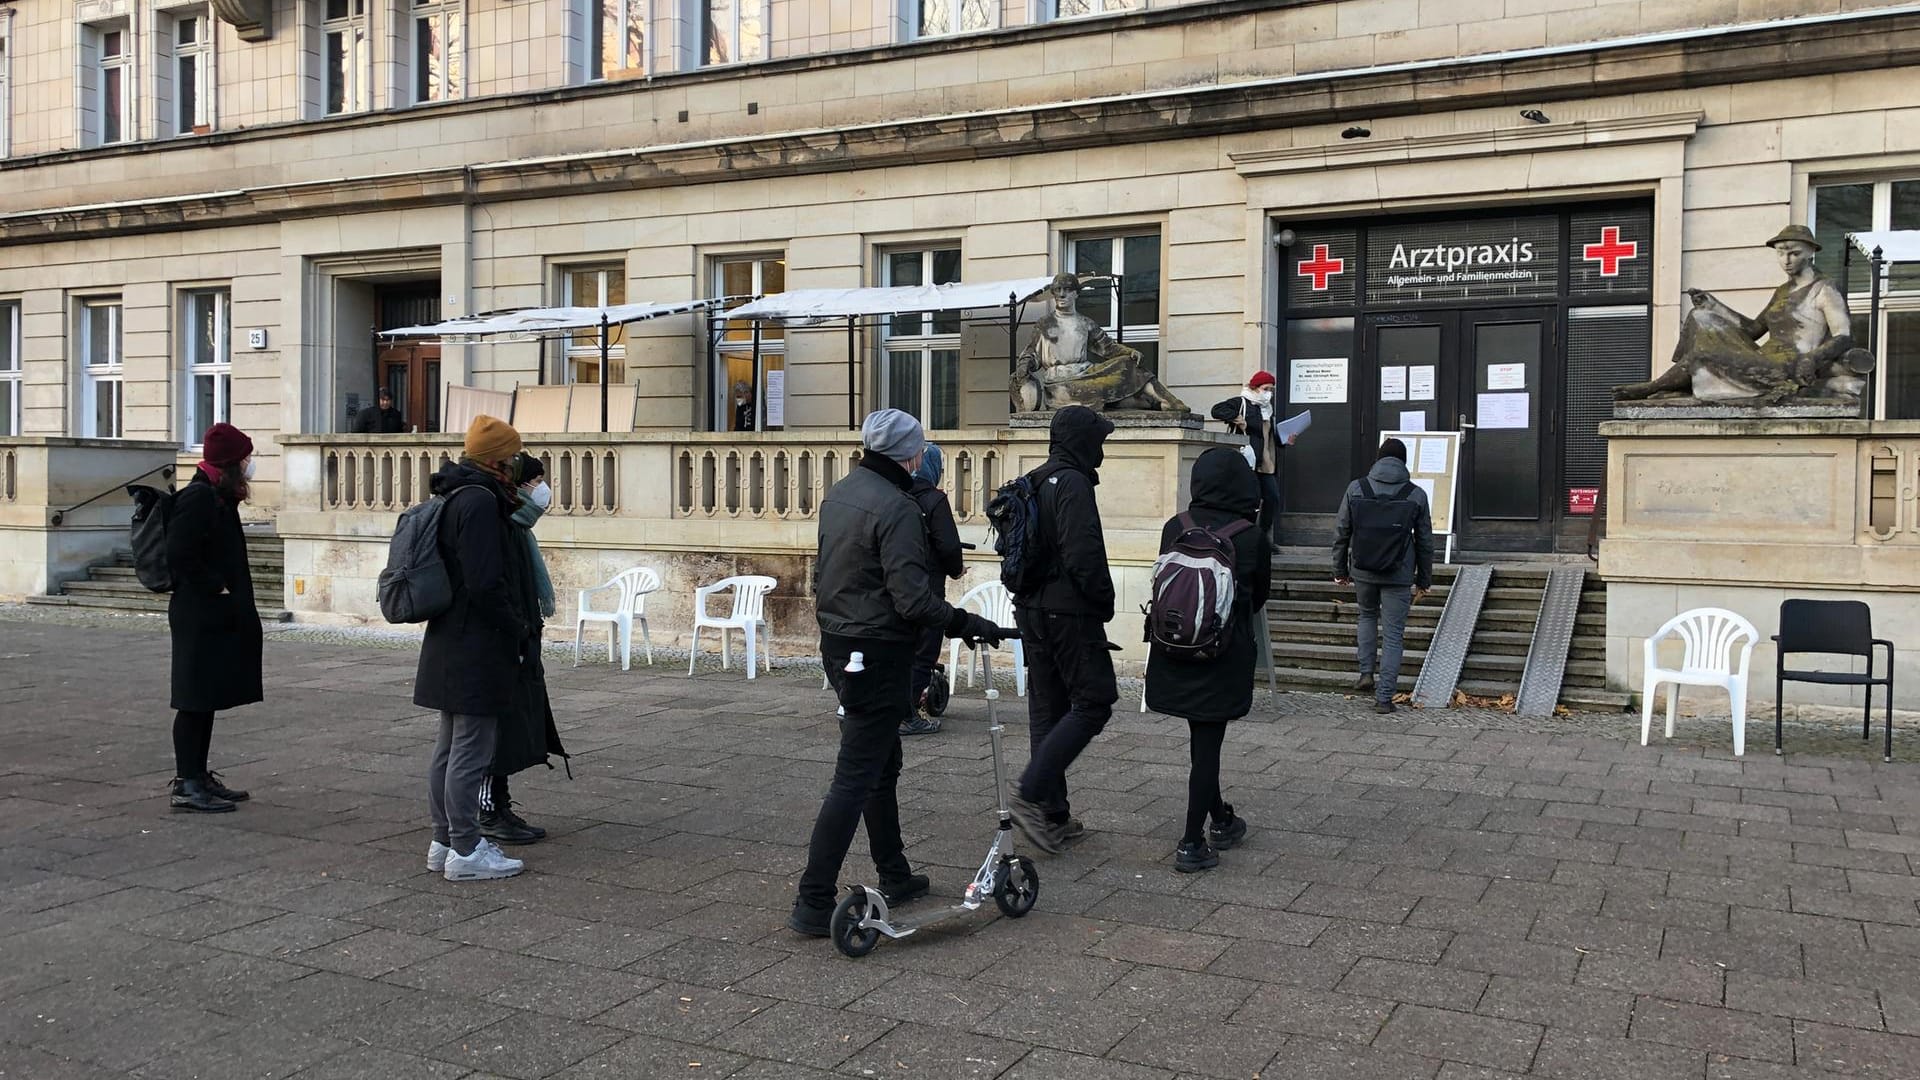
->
[1516,567,1587,717]
[1410,565,1492,709]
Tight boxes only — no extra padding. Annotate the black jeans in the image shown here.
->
[173,710,214,778]
[1256,471,1283,545]
[1015,610,1118,822]
[798,634,915,908]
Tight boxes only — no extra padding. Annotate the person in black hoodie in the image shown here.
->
[1144,448,1270,872]
[1008,404,1118,855]
[165,422,263,813]
[1332,438,1435,715]
[904,442,964,736]
[416,416,536,882]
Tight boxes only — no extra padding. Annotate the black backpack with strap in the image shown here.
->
[1348,479,1420,575]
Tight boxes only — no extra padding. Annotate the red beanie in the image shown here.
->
[1248,370,1277,389]
[201,423,254,466]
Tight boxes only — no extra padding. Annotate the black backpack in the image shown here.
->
[1145,512,1251,661]
[986,465,1061,596]
[127,484,176,593]
[376,485,479,624]
[1348,479,1420,575]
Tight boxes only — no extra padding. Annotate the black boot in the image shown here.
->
[170,776,236,814]
[477,808,540,845]
[201,771,249,802]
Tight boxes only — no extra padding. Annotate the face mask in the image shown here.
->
[529,482,553,511]
[241,458,257,480]
[1257,388,1274,403]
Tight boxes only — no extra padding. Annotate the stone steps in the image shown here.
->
[33,533,289,622]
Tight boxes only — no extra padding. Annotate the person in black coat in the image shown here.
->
[903,442,964,736]
[1144,447,1271,872]
[416,415,537,882]
[353,388,407,433]
[1008,404,1119,855]
[1210,370,1291,544]
[166,423,264,813]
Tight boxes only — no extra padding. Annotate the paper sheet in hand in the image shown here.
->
[1275,410,1313,441]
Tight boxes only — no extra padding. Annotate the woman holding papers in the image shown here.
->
[1210,370,1299,545]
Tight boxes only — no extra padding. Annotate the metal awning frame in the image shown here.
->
[1844,230,1920,417]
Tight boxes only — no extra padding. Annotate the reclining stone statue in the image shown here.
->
[1614,225,1872,405]
[1011,273,1188,413]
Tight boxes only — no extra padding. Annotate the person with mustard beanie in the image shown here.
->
[415,414,540,881]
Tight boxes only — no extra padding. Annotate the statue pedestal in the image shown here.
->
[1008,410,1204,430]
[1611,400,1859,421]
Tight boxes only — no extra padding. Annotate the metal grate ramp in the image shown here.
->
[1410,565,1492,709]
[1516,567,1588,717]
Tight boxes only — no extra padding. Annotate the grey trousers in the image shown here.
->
[1355,582,1413,705]
[428,712,498,856]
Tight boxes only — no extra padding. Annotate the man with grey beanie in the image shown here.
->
[790,408,1007,936]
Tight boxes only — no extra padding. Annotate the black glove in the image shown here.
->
[954,612,1005,646]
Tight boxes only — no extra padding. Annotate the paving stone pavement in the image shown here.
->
[3,610,1920,1079]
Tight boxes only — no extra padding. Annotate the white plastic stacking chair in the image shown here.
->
[1641,607,1759,756]
[946,580,1025,698]
[689,575,777,679]
[573,567,661,671]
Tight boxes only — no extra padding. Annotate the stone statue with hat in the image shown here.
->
[1011,273,1189,414]
[1615,224,1873,406]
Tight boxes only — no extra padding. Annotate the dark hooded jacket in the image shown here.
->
[413,461,537,717]
[1332,455,1435,589]
[167,469,263,713]
[814,452,967,642]
[1143,448,1273,722]
[1021,406,1117,622]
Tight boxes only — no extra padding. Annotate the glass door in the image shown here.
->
[1366,313,1454,442]
[1457,308,1556,549]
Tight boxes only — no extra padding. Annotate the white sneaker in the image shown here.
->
[444,838,524,882]
[426,841,450,873]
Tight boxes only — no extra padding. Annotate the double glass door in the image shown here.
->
[1359,307,1556,549]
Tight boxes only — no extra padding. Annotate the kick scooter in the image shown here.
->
[829,629,1037,958]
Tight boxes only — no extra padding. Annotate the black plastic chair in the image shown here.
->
[1772,599,1895,762]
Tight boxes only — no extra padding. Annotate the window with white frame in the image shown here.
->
[586,0,646,78]
[170,9,214,135]
[703,0,765,65]
[880,246,963,430]
[712,254,784,431]
[559,264,627,384]
[78,299,124,439]
[82,23,134,146]
[916,0,994,37]
[181,290,231,447]
[1050,0,1136,17]
[413,0,464,103]
[0,301,20,437]
[1813,178,1920,420]
[1066,229,1163,374]
[321,0,370,115]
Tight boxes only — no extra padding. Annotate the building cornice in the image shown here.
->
[1229,112,1707,175]
[3,11,1919,246]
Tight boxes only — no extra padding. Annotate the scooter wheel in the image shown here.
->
[993,855,1039,918]
[830,891,882,958]
[925,671,950,717]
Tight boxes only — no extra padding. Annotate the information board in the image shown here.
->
[1382,429,1461,562]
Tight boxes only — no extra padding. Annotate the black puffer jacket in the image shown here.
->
[413,462,535,717]
[814,453,965,642]
[1021,405,1117,622]
[1144,448,1273,722]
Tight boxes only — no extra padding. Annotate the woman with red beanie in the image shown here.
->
[1210,369,1291,545]
[165,422,264,812]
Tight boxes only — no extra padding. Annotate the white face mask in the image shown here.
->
[1257,388,1274,403]
[241,458,257,480]
[528,481,552,511]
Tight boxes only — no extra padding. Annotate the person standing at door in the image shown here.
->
[1210,370,1292,545]
[1331,438,1433,715]
[165,423,263,813]
[353,387,407,433]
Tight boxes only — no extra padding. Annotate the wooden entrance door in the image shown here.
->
[375,286,442,433]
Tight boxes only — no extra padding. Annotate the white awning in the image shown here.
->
[383,299,730,340]
[724,277,1057,323]
[1849,230,1920,264]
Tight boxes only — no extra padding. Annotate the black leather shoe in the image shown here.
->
[879,873,930,906]
[502,807,546,840]
[788,897,833,937]
[170,777,236,814]
[477,809,540,845]
[202,771,249,802]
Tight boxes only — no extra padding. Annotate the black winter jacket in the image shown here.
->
[1209,394,1279,472]
[167,470,263,713]
[413,462,536,717]
[1020,406,1116,622]
[814,453,964,642]
[1144,448,1272,722]
[909,477,964,603]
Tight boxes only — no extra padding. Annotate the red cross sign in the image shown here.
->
[1297,244,1346,291]
[1581,226,1639,277]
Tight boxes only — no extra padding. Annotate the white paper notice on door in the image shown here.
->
[1487,363,1527,391]
[1477,391,1529,430]
[1291,358,1348,404]
[1416,436,1449,474]
[765,370,786,427]
[1408,366,1436,401]
[1398,411,1426,432]
[1380,366,1408,402]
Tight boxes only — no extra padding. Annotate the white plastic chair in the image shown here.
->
[573,567,661,671]
[946,580,1026,698]
[1641,607,1759,756]
[689,575,776,679]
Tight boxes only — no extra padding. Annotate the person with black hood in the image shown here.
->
[1145,447,1269,872]
[790,408,1005,937]
[1007,404,1119,855]
[416,415,538,882]
[904,442,964,736]
[1332,438,1435,715]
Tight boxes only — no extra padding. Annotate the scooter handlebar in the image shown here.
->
[962,627,1020,647]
